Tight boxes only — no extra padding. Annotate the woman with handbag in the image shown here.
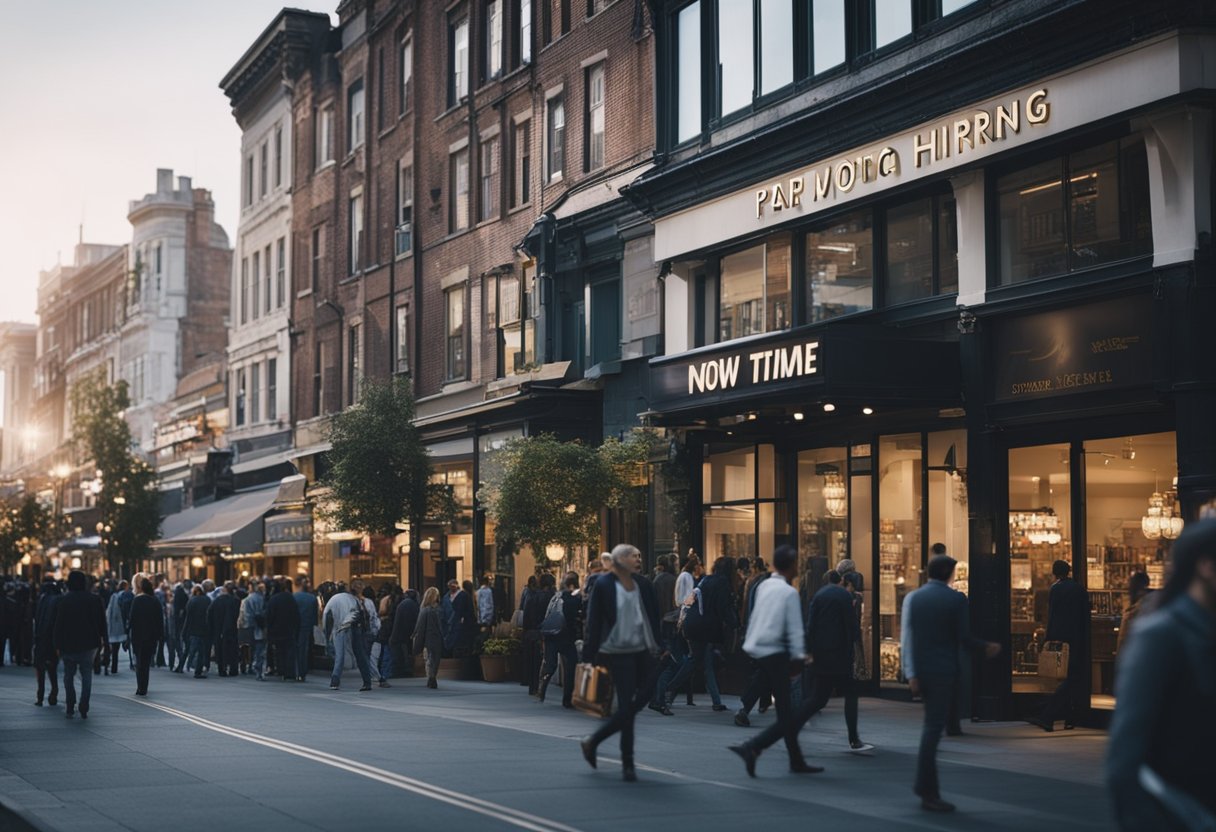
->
[412,587,444,689]
[579,544,662,783]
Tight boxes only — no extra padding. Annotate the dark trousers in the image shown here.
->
[272,638,296,679]
[297,630,313,679]
[391,643,413,677]
[133,640,156,694]
[589,651,660,764]
[914,675,956,799]
[62,648,97,713]
[743,653,807,765]
[740,661,773,714]
[1040,650,1086,725]
[35,646,58,702]
[215,632,239,676]
[522,630,543,693]
[109,641,123,674]
[541,638,578,705]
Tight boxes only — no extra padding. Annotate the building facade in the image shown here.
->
[629,0,1216,722]
[0,322,38,480]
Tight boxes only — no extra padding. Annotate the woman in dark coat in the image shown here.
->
[34,579,61,706]
[390,590,420,678]
[522,574,556,695]
[129,578,165,696]
[412,587,444,689]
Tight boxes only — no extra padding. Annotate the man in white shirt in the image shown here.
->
[728,545,822,777]
[476,575,495,628]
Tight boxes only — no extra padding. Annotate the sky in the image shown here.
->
[0,1,334,325]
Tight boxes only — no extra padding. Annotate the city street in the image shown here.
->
[0,665,1112,832]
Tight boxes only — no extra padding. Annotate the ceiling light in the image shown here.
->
[862,407,873,415]
[747,412,757,421]
[793,412,804,421]
[823,403,835,413]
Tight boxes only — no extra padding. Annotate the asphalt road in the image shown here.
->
[0,663,1113,831]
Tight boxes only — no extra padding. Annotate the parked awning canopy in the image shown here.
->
[151,485,279,558]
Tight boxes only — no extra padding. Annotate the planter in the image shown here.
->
[480,655,510,682]
[437,656,482,681]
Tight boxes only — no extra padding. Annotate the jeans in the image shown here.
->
[743,653,807,765]
[35,646,59,703]
[914,675,956,799]
[296,629,313,679]
[185,635,210,675]
[330,628,372,687]
[377,640,394,679]
[541,638,579,706]
[661,641,722,707]
[251,639,267,678]
[133,640,156,694]
[61,649,98,713]
[589,651,660,765]
[653,633,689,705]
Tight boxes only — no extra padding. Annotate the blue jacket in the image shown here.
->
[901,580,985,680]
[582,573,660,665]
[293,591,319,629]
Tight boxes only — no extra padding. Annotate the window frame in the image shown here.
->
[347,79,366,153]
[315,104,335,168]
[400,35,413,115]
[445,285,468,382]
[480,136,500,223]
[584,62,606,172]
[395,304,411,375]
[349,192,364,274]
[484,0,504,82]
[510,119,532,208]
[397,160,414,256]
[267,357,278,421]
[450,147,471,233]
[450,15,470,106]
[546,93,565,182]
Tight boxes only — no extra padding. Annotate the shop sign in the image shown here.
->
[992,296,1154,403]
[686,340,819,395]
[265,514,312,544]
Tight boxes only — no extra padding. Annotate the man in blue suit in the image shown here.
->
[902,555,1000,813]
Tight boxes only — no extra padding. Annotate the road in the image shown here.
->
[0,663,1113,831]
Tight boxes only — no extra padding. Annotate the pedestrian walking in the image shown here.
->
[803,570,869,751]
[238,581,267,680]
[51,570,107,719]
[182,585,212,678]
[323,580,373,691]
[104,580,131,675]
[523,573,555,694]
[1116,571,1152,654]
[208,582,240,677]
[658,555,736,712]
[33,578,61,707]
[579,543,662,783]
[1028,559,1088,732]
[171,580,190,672]
[360,585,390,688]
[538,574,581,708]
[293,578,320,681]
[129,577,164,696]
[412,586,443,689]
[727,545,820,777]
[902,554,1000,813]
[266,578,301,681]
[1106,517,1216,831]
[391,589,420,678]
[476,575,495,629]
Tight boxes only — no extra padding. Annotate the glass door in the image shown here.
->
[878,433,923,684]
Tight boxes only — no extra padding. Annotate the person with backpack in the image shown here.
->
[523,573,556,695]
[660,556,738,713]
[322,580,374,692]
[538,574,581,707]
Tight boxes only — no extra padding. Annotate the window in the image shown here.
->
[250,362,261,423]
[587,0,609,15]
[812,0,847,74]
[759,0,793,94]
[311,226,323,291]
[235,367,247,426]
[276,237,286,308]
[348,323,362,404]
[450,149,470,232]
[805,209,873,322]
[885,193,957,305]
[873,0,912,50]
[377,49,386,133]
[997,136,1151,285]
[251,250,260,320]
[313,340,325,417]
[274,125,283,188]
[445,286,467,381]
[260,141,268,197]
[543,0,571,44]
[495,271,535,376]
[515,0,532,66]
[395,304,410,374]
[348,80,365,152]
[400,37,413,114]
[480,137,500,223]
[315,105,334,166]
[450,17,469,106]
[240,258,249,324]
[154,243,162,277]
[244,155,254,206]
[267,358,277,421]
[718,0,753,115]
[546,95,565,180]
[585,63,605,171]
[484,0,503,80]
[676,2,701,143]
[263,244,272,314]
[718,235,790,342]
[397,162,413,255]
[511,120,531,207]
[349,193,364,273]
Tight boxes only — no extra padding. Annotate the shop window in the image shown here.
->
[873,0,912,50]
[1083,432,1176,710]
[927,430,968,592]
[997,136,1151,285]
[702,443,787,571]
[718,235,790,342]
[885,193,958,305]
[878,433,922,683]
[805,209,873,322]
[1008,443,1072,694]
[797,448,850,596]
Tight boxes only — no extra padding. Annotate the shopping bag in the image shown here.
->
[571,662,614,718]
[1037,641,1070,681]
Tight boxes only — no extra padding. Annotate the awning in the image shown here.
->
[151,485,279,558]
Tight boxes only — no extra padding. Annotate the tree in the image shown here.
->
[320,377,437,539]
[69,368,161,576]
[0,494,53,572]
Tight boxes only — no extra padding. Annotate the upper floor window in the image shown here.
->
[348,80,365,152]
[267,357,278,421]
[806,209,873,322]
[585,63,605,171]
[675,2,701,144]
[349,193,364,273]
[400,37,413,114]
[546,95,565,181]
[484,0,504,81]
[513,0,533,66]
[395,304,410,374]
[235,367,247,426]
[480,137,500,223]
[511,120,532,208]
[543,0,571,45]
[250,362,261,423]
[240,258,249,324]
[251,250,261,320]
[718,1,753,115]
[315,105,334,167]
[873,0,912,50]
[274,125,283,188]
[587,0,610,16]
[276,237,286,309]
[997,135,1151,285]
[311,226,324,292]
[450,148,470,232]
[259,141,269,197]
[348,323,362,404]
[450,16,470,106]
[445,286,467,381]
[397,161,414,255]
[719,235,790,341]
[263,243,273,315]
[244,155,255,206]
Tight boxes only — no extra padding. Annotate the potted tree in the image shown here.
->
[479,636,521,682]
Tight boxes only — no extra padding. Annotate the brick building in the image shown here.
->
[284,0,659,594]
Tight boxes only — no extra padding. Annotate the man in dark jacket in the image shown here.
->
[34,579,62,706]
[390,589,420,678]
[1030,559,1089,731]
[171,581,190,671]
[265,578,301,681]
[183,587,212,678]
[129,577,165,696]
[522,574,555,694]
[208,582,240,677]
[903,555,1000,813]
[652,555,677,619]
[801,571,866,749]
[452,580,477,656]
[293,579,319,681]
[661,557,738,712]
[51,570,107,718]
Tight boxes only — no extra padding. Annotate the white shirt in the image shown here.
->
[742,574,805,660]
[476,586,494,625]
[674,571,695,607]
[599,581,657,654]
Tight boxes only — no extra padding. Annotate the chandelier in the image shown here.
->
[1142,480,1184,540]
[822,472,847,518]
[1009,510,1062,546]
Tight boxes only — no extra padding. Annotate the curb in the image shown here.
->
[0,794,54,832]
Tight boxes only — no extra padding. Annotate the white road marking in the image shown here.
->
[129,698,583,832]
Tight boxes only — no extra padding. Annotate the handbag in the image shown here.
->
[571,662,614,718]
[1037,640,1070,681]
